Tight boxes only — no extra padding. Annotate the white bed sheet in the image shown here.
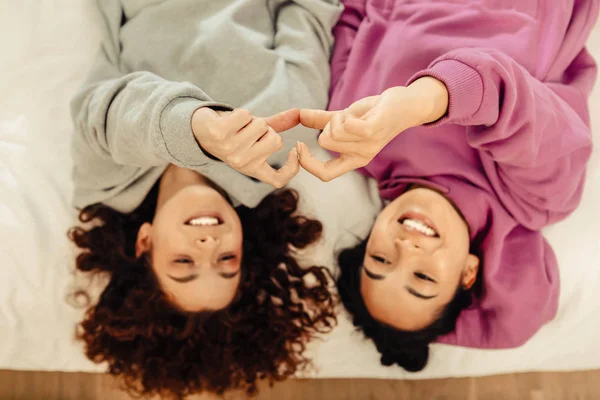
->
[1,0,599,378]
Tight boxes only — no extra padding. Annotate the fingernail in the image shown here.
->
[291,147,299,160]
[296,141,302,153]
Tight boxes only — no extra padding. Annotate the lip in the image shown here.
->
[398,212,440,238]
[184,212,224,226]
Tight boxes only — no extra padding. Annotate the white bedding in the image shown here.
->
[1,0,599,379]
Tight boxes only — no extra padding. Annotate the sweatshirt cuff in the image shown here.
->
[159,97,233,167]
[408,59,484,126]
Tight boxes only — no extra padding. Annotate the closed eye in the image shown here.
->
[415,272,436,283]
[219,254,236,262]
[361,265,385,280]
[219,270,240,279]
[175,258,193,264]
[370,255,391,265]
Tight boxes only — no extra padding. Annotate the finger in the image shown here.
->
[264,109,300,133]
[296,142,358,182]
[215,110,232,117]
[234,117,270,148]
[219,108,253,132]
[318,114,378,155]
[300,109,337,130]
[254,148,300,188]
[342,116,376,136]
[196,106,220,119]
[326,112,363,142]
[246,129,284,163]
[318,135,364,155]
[346,96,380,118]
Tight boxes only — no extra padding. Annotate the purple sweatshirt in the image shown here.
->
[329,0,598,348]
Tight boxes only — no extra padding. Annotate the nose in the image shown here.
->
[394,237,420,251]
[195,235,219,249]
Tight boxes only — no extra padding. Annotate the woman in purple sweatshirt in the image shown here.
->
[297,0,598,370]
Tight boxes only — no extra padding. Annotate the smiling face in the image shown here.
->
[361,187,479,331]
[135,166,243,312]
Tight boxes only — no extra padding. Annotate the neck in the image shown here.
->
[157,165,230,211]
[157,165,210,210]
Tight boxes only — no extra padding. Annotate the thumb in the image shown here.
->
[196,106,220,119]
[192,107,220,136]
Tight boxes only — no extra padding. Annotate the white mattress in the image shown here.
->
[1,0,599,379]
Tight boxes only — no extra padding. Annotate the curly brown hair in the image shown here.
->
[68,185,336,399]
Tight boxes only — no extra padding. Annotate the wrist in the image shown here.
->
[407,76,449,125]
[191,107,221,160]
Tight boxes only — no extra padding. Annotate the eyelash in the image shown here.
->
[175,255,236,264]
[369,256,434,282]
[415,272,434,282]
[370,255,390,264]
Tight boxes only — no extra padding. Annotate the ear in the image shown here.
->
[460,254,480,290]
[135,222,153,258]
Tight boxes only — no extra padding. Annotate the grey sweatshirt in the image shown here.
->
[71,0,342,213]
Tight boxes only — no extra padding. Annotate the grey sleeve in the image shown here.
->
[271,0,343,108]
[70,0,232,204]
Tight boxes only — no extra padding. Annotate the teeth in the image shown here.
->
[402,219,436,237]
[188,217,220,226]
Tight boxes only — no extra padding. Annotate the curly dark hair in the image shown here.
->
[337,238,474,372]
[68,184,336,399]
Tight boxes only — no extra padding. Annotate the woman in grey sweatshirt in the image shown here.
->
[68,0,341,397]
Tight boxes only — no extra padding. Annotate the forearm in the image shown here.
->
[408,47,596,228]
[71,71,233,169]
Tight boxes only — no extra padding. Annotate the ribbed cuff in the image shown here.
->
[159,98,233,167]
[408,59,484,127]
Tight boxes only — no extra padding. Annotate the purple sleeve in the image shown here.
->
[407,3,598,230]
[330,0,365,95]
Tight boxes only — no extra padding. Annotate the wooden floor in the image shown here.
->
[1,370,599,400]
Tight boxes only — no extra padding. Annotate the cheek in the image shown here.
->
[449,231,472,266]
[232,221,244,250]
[434,252,466,286]
[369,217,389,244]
[203,279,240,310]
[236,227,244,246]
[153,229,187,260]
[154,275,177,303]
[151,212,180,246]
[359,274,374,303]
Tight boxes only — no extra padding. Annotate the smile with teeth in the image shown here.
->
[400,218,438,237]
[186,216,222,226]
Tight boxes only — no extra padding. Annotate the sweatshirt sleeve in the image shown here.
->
[438,223,560,349]
[407,1,598,231]
[270,0,343,109]
[71,0,233,205]
[329,0,365,93]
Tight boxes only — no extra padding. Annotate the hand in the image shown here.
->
[192,107,301,188]
[297,77,449,182]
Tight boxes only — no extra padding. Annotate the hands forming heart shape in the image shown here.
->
[193,77,449,187]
